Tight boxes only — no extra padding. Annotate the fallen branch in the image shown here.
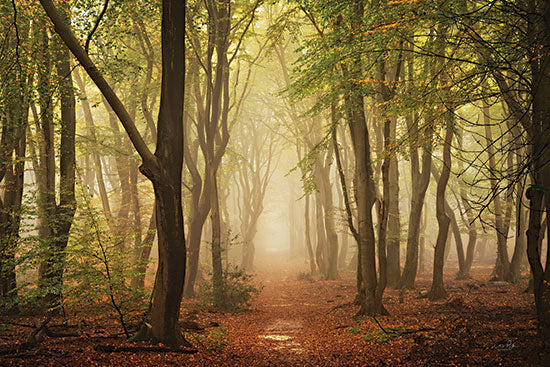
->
[19,317,51,351]
[94,345,197,353]
[372,316,435,336]
[45,327,81,338]
[333,325,352,330]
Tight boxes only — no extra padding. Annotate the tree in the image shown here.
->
[34,4,77,314]
[233,117,276,270]
[183,0,261,298]
[0,2,30,313]
[38,0,188,347]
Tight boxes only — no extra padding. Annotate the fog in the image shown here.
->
[2,0,549,364]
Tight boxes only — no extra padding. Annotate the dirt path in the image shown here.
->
[196,256,539,366]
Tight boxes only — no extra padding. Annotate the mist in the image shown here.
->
[1,0,549,365]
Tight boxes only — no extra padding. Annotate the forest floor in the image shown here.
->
[0,251,544,366]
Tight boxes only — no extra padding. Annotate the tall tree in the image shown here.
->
[39,0,188,347]
[35,5,77,313]
[0,3,30,313]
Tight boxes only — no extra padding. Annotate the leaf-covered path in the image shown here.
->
[0,254,543,366]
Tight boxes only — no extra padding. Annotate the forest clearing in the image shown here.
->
[2,0,550,365]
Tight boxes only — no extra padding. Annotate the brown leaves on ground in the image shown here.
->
[0,264,542,366]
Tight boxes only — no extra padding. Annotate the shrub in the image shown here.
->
[199,265,262,312]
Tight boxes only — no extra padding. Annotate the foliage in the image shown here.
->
[62,189,148,327]
[9,186,148,326]
[199,265,262,312]
[185,326,230,353]
[348,324,408,343]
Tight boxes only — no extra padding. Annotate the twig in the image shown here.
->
[371,316,389,335]
[333,325,352,330]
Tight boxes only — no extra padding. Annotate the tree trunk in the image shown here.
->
[431,164,467,278]
[210,174,224,307]
[316,147,339,280]
[399,42,432,289]
[0,79,28,314]
[73,68,112,219]
[387,131,401,287]
[483,92,513,282]
[314,192,327,275]
[510,178,527,282]
[346,0,379,312]
[36,10,77,313]
[400,119,431,289]
[0,12,29,313]
[305,193,316,274]
[131,208,156,290]
[428,113,453,301]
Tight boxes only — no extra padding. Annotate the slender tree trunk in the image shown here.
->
[316,146,339,280]
[399,41,432,289]
[510,178,527,282]
[431,164,467,278]
[210,174,224,307]
[400,118,431,289]
[418,207,427,274]
[184,208,209,297]
[314,192,327,275]
[456,130,477,276]
[131,208,156,290]
[483,92,513,281]
[428,113,453,301]
[74,68,112,218]
[387,130,401,287]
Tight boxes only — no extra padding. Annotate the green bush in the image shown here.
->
[198,265,262,312]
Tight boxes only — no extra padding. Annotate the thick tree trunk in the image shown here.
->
[346,4,379,311]
[525,0,550,353]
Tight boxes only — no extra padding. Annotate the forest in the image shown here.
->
[0,0,549,365]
